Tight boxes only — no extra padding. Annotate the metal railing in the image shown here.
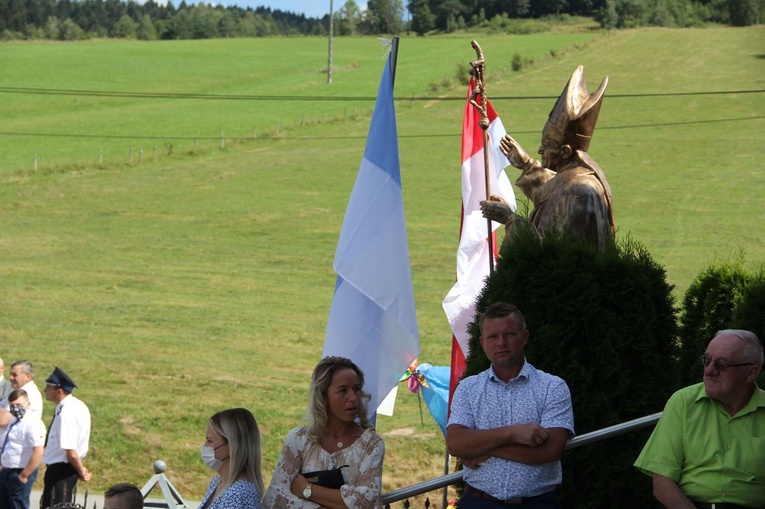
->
[381,412,662,506]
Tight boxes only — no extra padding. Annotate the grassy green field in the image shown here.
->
[1,25,764,501]
[0,31,597,172]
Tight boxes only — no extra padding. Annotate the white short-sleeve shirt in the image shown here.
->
[42,393,91,465]
[1,380,43,418]
[1,412,47,469]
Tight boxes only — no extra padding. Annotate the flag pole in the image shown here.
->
[468,40,494,275]
[390,36,400,88]
[324,34,419,420]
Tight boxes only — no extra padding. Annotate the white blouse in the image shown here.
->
[263,426,384,509]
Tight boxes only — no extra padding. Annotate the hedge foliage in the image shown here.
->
[678,257,765,386]
[463,225,679,508]
[458,219,764,507]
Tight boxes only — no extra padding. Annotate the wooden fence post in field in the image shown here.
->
[192,139,196,151]
[220,131,224,149]
[99,149,103,165]
[139,149,144,163]
[129,147,133,164]
[302,114,305,126]
[276,119,280,135]
[253,129,257,139]
[153,146,157,161]
[34,155,38,172]
[314,115,318,124]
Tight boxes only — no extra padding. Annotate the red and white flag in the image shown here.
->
[442,78,516,405]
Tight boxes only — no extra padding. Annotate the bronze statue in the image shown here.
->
[481,65,615,251]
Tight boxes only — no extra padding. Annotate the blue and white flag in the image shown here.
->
[324,43,420,418]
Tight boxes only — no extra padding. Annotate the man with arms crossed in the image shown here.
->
[634,329,765,508]
[41,368,91,509]
[0,390,46,509]
[446,302,574,509]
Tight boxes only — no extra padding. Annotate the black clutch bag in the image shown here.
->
[301,465,349,489]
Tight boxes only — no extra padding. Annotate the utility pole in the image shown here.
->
[327,0,334,84]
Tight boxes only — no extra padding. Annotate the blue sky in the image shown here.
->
[213,1,367,19]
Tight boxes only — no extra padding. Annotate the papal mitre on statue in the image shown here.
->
[542,65,609,153]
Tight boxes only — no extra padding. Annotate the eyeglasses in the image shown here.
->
[700,354,754,371]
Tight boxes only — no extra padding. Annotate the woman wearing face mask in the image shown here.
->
[262,357,384,509]
[199,408,264,509]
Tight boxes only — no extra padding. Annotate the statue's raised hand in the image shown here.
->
[499,135,530,169]
[480,195,515,225]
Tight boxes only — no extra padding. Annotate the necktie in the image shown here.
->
[2,419,19,455]
[44,406,61,448]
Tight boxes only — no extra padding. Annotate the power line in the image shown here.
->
[1,116,761,142]
[0,85,763,101]
[597,115,764,130]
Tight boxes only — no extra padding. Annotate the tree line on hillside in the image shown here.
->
[405,0,762,31]
[0,0,325,40]
[1,0,761,41]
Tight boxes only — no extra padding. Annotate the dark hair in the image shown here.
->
[104,483,143,509]
[8,389,28,403]
[479,302,526,333]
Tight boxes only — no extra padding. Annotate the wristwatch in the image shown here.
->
[302,483,313,500]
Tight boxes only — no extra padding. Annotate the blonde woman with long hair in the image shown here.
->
[263,357,384,509]
[199,408,264,509]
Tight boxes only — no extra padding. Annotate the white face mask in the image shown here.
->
[200,444,224,471]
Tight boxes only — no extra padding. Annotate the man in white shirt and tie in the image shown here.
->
[40,368,91,509]
[0,389,46,509]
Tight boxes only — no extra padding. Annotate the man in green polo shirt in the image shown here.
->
[634,329,765,509]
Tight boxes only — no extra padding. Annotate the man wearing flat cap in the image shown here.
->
[40,367,91,509]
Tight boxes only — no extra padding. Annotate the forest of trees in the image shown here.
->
[0,0,761,41]
[405,0,763,31]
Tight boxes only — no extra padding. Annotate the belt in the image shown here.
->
[464,484,549,506]
[694,503,756,509]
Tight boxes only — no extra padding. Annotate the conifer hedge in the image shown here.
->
[679,260,765,386]
[463,225,679,508]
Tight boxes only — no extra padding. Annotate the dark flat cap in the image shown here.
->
[45,367,77,392]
